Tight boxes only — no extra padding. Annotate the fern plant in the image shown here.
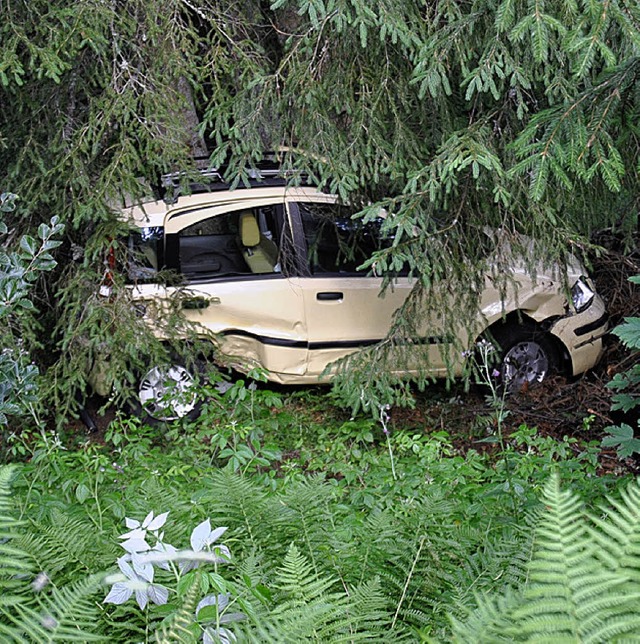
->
[450,474,640,642]
[603,275,640,458]
[0,465,106,642]
[239,544,396,642]
[0,464,39,642]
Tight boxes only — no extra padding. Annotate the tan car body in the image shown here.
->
[120,186,607,387]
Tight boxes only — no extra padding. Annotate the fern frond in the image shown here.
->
[588,478,640,582]
[275,477,340,575]
[29,573,105,642]
[447,520,533,619]
[326,506,398,589]
[252,545,396,641]
[273,544,336,610]
[450,587,522,641]
[510,475,640,640]
[0,464,45,643]
[19,510,111,583]
[450,474,640,641]
[0,465,33,581]
[347,577,395,638]
[153,571,201,644]
[235,551,267,590]
[197,470,281,554]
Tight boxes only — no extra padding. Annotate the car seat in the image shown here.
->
[239,211,279,273]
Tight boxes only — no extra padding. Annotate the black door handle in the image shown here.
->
[317,292,343,301]
[182,297,210,309]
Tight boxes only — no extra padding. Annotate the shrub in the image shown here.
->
[603,275,640,458]
[0,192,63,425]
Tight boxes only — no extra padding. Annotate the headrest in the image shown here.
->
[239,212,260,247]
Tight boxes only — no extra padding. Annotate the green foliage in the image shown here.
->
[244,544,392,642]
[602,423,640,459]
[0,465,106,642]
[451,475,640,641]
[153,571,202,644]
[604,275,640,458]
[0,198,63,424]
[2,371,637,642]
[0,464,38,641]
[30,574,106,643]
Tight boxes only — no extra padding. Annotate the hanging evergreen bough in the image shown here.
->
[0,0,638,416]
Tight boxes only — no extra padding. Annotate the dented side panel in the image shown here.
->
[133,277,309,376]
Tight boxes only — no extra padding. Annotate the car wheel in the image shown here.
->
[135,364,200,422]
[490,325,559,392]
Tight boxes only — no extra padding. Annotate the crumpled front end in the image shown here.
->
[549,292,608,376]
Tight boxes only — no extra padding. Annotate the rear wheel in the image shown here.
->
[136,364,200,422]
[490,325,559,392]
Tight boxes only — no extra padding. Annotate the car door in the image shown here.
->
[285,197,423,379]
[134,193,309,380]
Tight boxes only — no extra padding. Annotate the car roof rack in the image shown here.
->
[156,154,310,203]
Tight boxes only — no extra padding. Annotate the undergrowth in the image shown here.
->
[1,380,633,641]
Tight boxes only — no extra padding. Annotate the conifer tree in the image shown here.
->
[1,0,638,413]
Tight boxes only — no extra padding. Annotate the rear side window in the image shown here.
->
[174,205,284,280]
[126,226,164,283]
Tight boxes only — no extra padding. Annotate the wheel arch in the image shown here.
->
[480,310,572,376]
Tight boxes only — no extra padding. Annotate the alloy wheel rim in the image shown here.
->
[138,365,197,420]
[502,341,549,391]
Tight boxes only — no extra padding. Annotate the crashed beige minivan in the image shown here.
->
[108,169,608,420]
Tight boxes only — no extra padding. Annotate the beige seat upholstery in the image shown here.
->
[239,212,278,274]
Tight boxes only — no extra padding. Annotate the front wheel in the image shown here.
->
[490,325,559,392]
[136,364,200,422]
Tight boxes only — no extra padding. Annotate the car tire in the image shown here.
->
[489,324,559,393]
[132,363,201,423]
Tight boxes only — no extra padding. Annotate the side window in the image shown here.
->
[126,226,164,283]
[297,202,385,275]
[177,205,283,279]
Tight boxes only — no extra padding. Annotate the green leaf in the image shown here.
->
[611,393,639,413]
[197,605,219,621]
[19,235,38,258]
[613,317,640,349]
[602,423,640,459]
[75,483,91,504]
[15,298,36,311]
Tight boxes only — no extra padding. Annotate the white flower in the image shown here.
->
[119,511,169,553]
[190,520,228,553]
[103,556,168,610]
[181,520,230,572]
[150,539,178,572]
[120,511,169,541]
[120,537,152,554]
